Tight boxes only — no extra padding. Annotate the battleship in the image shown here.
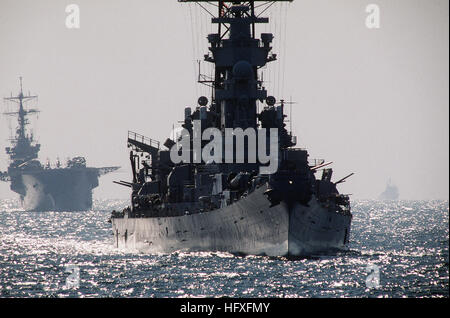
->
[379,179,399,201]
[110,0,353,257]
[0,78,119,211]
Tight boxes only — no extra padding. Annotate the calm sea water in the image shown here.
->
[0,199,448,298]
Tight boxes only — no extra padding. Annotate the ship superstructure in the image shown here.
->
[0,78,119,211]
[379,179,399,201]
[110,0,353,257]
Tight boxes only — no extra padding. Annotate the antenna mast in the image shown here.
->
[3,77,41,163]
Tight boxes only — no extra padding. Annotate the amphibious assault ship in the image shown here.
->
[111,0,353,257]
[0,78,119,211]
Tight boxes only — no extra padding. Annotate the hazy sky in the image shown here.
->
[0,0,448,200]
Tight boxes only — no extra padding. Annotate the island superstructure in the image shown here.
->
[110,0,353,257]
[0,78,119,211]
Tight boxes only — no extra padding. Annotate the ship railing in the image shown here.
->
[128,131,160,149]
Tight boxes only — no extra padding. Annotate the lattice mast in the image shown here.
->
[3,77,41,163]
[180,0,292,131]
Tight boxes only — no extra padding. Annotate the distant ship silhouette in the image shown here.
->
[379,179,399,200]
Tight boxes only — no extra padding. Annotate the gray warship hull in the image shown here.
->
[9,168,100,211]
[112,185,351,257]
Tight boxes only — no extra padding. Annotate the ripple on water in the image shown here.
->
[0,199,448,297]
